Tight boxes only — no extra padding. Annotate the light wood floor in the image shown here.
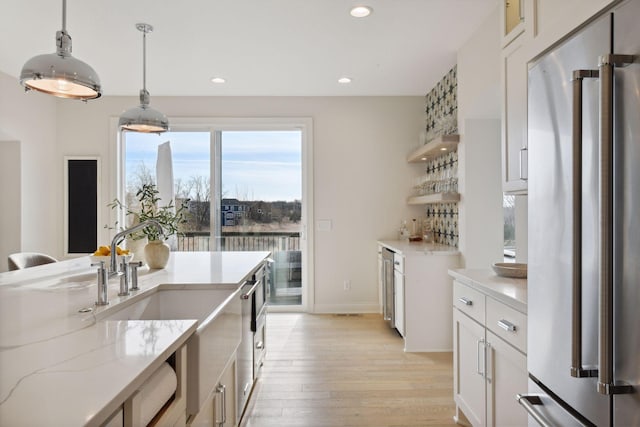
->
[240,313,456,427]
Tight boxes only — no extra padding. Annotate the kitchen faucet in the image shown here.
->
[93,219,163,305]
[109,219,162,274]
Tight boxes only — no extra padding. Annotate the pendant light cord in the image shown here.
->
[61,0,66,32]
[142,30,147,92]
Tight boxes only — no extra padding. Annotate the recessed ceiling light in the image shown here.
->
[211,77,226,84]
[440,147,448,151]
[350,5,373,18]
[338,77,352,84]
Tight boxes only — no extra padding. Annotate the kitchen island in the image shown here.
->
[0,251,269,426]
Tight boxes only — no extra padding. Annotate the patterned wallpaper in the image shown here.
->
[424,65,459,247]
[425,66,458,136]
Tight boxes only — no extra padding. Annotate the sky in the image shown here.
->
[125,130,302,202]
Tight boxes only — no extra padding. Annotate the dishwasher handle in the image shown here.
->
[241,279,262,300]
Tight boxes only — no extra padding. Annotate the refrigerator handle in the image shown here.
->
[569,70,599,379]
[596,54,635,396]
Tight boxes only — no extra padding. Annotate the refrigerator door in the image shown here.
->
[527,12,611,426]
[612,0,640,424]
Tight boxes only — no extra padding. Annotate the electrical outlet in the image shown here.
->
[343,280,351,291]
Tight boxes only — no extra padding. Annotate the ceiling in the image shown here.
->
[1,0,497,97]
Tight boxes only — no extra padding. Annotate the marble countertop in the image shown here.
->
[0,251,269,426]
[378,240,460,256]
[448,268,527,313]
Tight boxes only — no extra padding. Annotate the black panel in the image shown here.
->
[67,159,97,253]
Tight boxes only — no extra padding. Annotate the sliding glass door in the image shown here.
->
[217,130,302,306]
[121,124,306,308]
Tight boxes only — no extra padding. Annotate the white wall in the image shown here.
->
[0,71,58,272]
[456,7,505,268]
[8,91,423,311]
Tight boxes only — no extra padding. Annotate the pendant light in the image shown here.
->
[20,0,101,100]
[119,23,169,134]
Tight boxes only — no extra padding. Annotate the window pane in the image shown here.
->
[124,132,211,250]
[220,131,302,305]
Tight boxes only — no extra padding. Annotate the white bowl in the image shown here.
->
[492,262,527,278]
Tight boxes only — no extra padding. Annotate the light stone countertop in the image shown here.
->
[0,251,269,426]
[378,240,460,256]
[448,268,527,313]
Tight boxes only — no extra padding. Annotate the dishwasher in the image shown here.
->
[237,264,267,422]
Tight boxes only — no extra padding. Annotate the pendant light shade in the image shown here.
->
[19,0,101,100]
[119,23,168,133]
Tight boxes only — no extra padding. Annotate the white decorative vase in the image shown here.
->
[144,240,170,269]
[125,236,148,266]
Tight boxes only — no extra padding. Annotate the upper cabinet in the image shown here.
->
[501,0,535,194]
[501,38,529,194]
[501,0,525,46]
[500,0,619,195]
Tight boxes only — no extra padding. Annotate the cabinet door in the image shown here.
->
[216,359,236,427]
[453,309,486,426]
[501,37,528,194]
[486,331,527,427]
[394,268,405,337]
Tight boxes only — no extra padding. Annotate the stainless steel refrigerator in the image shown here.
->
[518,0,640,425]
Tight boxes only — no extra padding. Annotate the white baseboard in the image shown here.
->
[312,303,380,314]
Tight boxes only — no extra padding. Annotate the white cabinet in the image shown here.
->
[500,0,536,48]
[500,0,534,194]
[453,280,528,427]
[377,242,460,351]
[189,357,236,427]
[501,36,529,194]
[454,309,486,426]
[393,253,405,337]
[486,330,527,427]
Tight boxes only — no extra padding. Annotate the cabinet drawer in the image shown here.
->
[393,253,404,273]
[486,297,527,354]
[453,281,485,324]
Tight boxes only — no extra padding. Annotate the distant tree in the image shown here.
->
[289,210,301,222]
[184,175,211,231]
[126,162,155,208]
[174,178,189,200]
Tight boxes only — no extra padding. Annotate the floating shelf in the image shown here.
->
[407,134,460,163]
[407,192,460,205]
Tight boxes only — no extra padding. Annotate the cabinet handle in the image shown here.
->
[458,297,473,306]
[215,383,226,426]
[485,342,492,384]
[519,147,528,180]
[477,338,485,378]
[498,319,517,332]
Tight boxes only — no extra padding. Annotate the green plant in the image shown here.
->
[108,183,189,242]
